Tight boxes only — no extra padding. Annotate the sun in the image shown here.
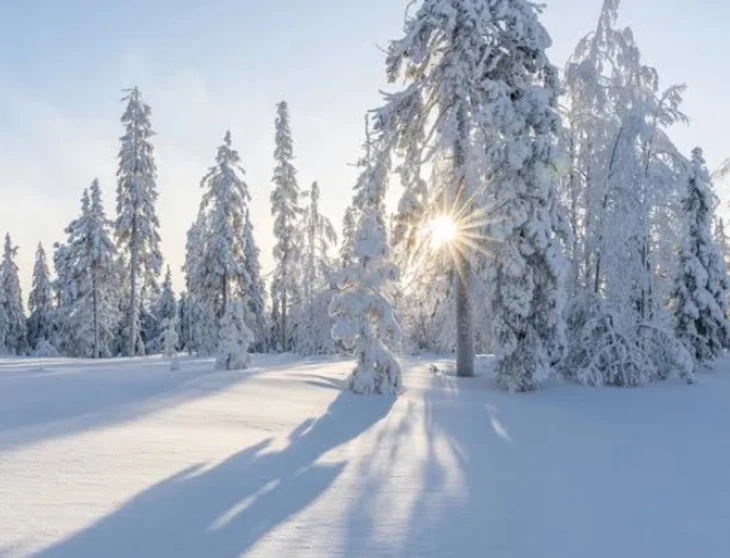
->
[429,215,459,248]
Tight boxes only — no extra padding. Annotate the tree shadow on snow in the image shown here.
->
[339,360,521,557]
[0,357,275,454]
[32,389,395,558]
[399,369,516,556]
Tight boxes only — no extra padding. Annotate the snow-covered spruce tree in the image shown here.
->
[160,313,180,371]
[151,266,177,354]
[378,0,566,389]
[197,131,253,362]
[116,86,163,356]
[87,180,120,358]
[714,218,730,348]
[270,101,302,352]
[182,213,209,354]
[140,283,161,355]
[340,206,357,269]
[330,125,402,395]
[52,241,74,355]
[216,299,253,371]
[0,234,27,355]
[670,148,730,365]
[60,181,120,359]
[0,277,7,355]
[27,243,57,353]
[243,209,268,352]
[485,22,567,391]
[296,181,338,355]
[714,218,730,286]
[177,292,195,355]
[270,296,281,352]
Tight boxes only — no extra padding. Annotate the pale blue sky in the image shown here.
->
[1,0,728,294]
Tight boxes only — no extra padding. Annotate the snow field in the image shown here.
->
[1,354,729,557]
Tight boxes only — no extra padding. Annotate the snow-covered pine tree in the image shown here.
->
[671,148,730,365]
[152,266,177,354]
[177,292,195,355]
[216,299,253,371]
[714,218,730,347]
[58,182,119,358]
[140,284,161,355]
[112,253,139,356]
[0,234,27,355]
[715,218,730,278]
[340,206,357,269]
[242,209,268,352]
[197,131,251,335]
[182,213,207,354]
[115,86,163,356]
[483,10,567,392]
[330,123,402,395]
[270,101,302,352]
[160,312,180,371]
[52,241,74,355]
[377,0,566,389]
[197,132,251,360]
[27,243,57,353]
[0,275,7,355]
[270,295,281,352]
[296,181,338,355]
[86,180,120,359]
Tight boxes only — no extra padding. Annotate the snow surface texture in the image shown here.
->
[1,354,728,557]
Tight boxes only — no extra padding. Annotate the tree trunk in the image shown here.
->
[188,297,194,355]
[568,126,581,293]
[454,104,475,377]
[129,219,138,357]
[594,125,625,295]
[93,266,99,360]
[222,273,228,318]
[282,238,288,353]
[455,255,475,377]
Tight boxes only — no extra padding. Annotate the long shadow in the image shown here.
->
[392,362,730,557]
[32,389,395,558]
[399,368,515,557]
[0,356,277,454]
[339,360,515,557]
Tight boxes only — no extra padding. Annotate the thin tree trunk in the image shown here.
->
[188,297,194,355]
[568,126,581,293]
[282,235,288,352]
[594,125,625,295]
[93,266,99,360]
[222,273,228,318]
[307,210,315,352]
[129,219,138,357]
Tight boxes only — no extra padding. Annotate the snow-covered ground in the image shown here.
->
[1,353,728,557]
